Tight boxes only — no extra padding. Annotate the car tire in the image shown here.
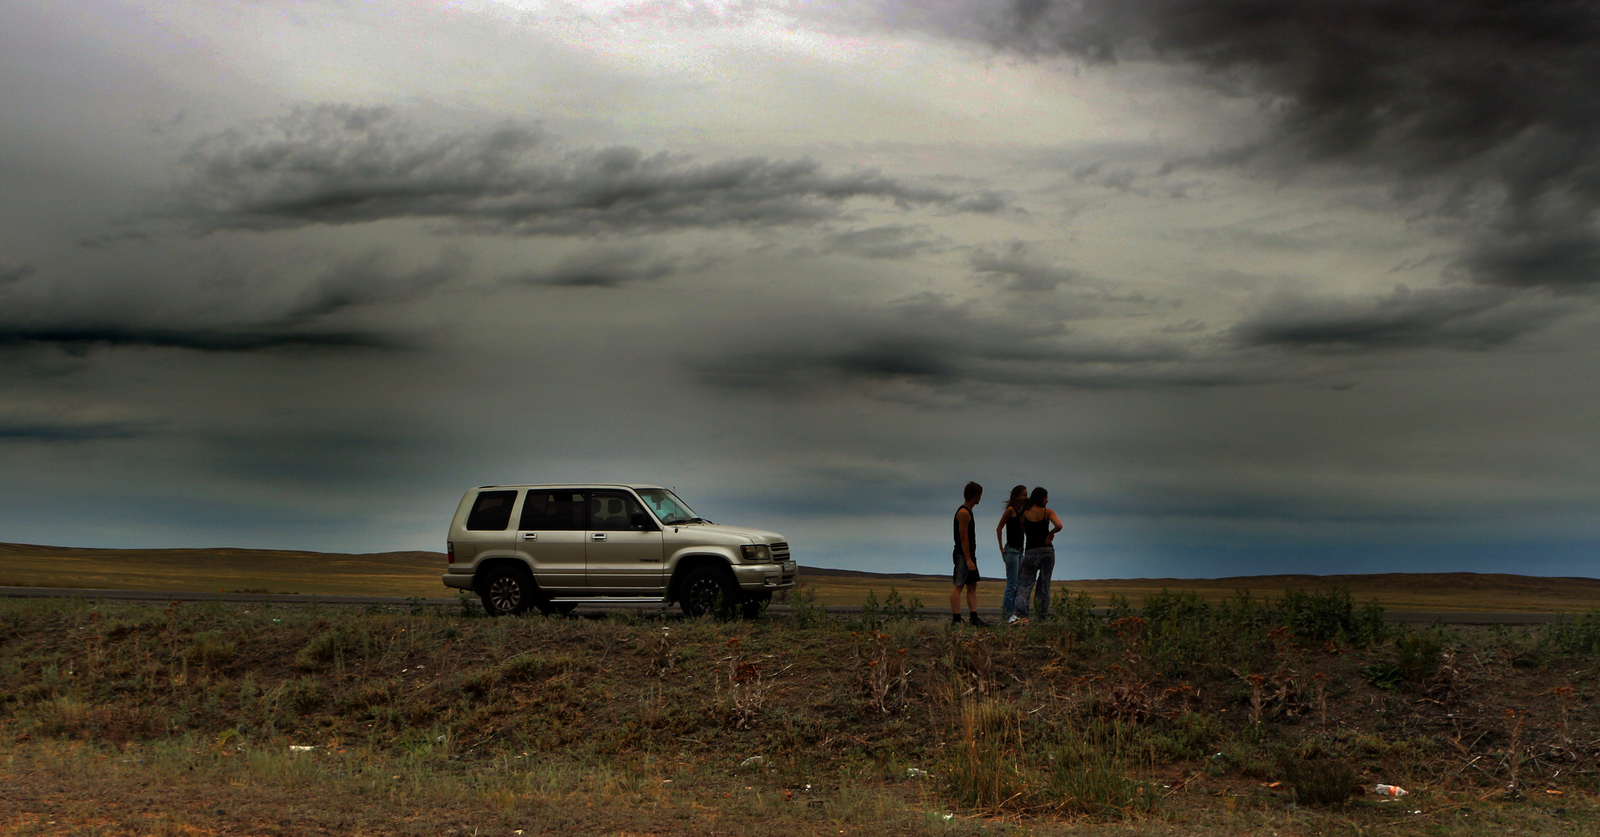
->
[740,592,772,620]
[479,564,536,616]
[680,565,737,618]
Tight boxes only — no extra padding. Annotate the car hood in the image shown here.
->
[669,522,785,544]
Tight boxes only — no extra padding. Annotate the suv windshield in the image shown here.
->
[637,488,699,525]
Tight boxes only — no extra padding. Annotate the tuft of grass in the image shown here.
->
[498,652,574,681]
[184,630,238,668]
[941,699,1156,817]
[272,677,328,714]
[293,629,362,670]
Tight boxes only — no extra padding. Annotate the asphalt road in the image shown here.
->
[0,586,1571,624]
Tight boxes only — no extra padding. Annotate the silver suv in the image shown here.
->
[442,484,797,617]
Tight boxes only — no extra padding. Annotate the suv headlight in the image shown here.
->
[740,543,773,563]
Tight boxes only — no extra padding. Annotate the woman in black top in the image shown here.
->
[994,485,1028,622]
[1011,487,1063,625]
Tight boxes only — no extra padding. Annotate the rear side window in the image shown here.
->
[465,490,518,531]
[520,491,587,531]
[589,491,657,531]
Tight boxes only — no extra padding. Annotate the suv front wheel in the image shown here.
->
[680,565,738,618]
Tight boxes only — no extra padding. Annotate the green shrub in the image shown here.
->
[1142,589,1208,626]
[859,588,921,628]
[1395,631,1443,680]
[1360,662,1404,691]
[1153,712,1224,761]
[1544,610,1600,656]
[1046,589,1099,639]
[1278,587,1387,646]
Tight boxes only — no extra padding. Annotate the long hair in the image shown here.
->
[1026,486,1048,510]
[1008,484,1028,511]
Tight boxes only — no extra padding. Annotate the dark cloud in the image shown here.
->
[0,419,153,442]
[1231,285,1568,350]
[970,241,1083,290]
[824,225,944,260]
[1462,226,1600,290]
[980,1,1600,291]
[692,294,1223,394]
[177,105,987,235]
[503,245,682,288]
[0,261,36,285]
[0,324,393,353]
[280,247,467,323]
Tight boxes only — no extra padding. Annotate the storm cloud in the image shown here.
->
[176,105,984,235]
[1231,286,1569,351]
[2,0,1598,578]
[970,0,1600,291]
[0,261,36,285]
[0,324,393,353]
[503,245,685,288]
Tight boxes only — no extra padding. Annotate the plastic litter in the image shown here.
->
[288,745,316,752]
[907,767,930,778]
[1373,784,1408,797]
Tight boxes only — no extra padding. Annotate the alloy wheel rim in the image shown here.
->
[489,577,522,612]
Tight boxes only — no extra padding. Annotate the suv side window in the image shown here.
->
[588,491,658,531]
[519,490,587,531]
[466,490,519,531]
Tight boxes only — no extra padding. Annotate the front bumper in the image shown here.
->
[732,560,798,592]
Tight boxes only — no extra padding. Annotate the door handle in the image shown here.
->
[521,532,537,541]
[591,533,607,541]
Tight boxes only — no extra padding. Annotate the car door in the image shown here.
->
[514,489,588,592]
[584,489,664,593]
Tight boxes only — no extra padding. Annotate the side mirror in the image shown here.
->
[631,512,654,530]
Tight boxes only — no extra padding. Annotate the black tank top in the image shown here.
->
[1003,504,1024,549]
[1023,510,1051,552]
[953,506,976,557]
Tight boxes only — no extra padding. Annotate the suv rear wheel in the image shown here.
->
[680,565,737,618]
[479,564,535,616]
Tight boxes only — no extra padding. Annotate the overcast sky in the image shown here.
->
[2,0,1598,579]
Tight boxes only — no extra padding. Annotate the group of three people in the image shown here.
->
[951,481,1062,627]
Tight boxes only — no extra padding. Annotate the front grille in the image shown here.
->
[771,542,790,561]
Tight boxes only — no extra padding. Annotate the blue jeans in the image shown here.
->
[1014,546,1055,620]
[1000,547,1023,619]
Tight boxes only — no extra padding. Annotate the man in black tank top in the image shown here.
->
[950,481,989,627]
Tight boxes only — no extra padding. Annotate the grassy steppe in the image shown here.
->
[2,592,1599,835]
[6,542,1600,613]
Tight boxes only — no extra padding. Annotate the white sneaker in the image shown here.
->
[1007,614,1020,626]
